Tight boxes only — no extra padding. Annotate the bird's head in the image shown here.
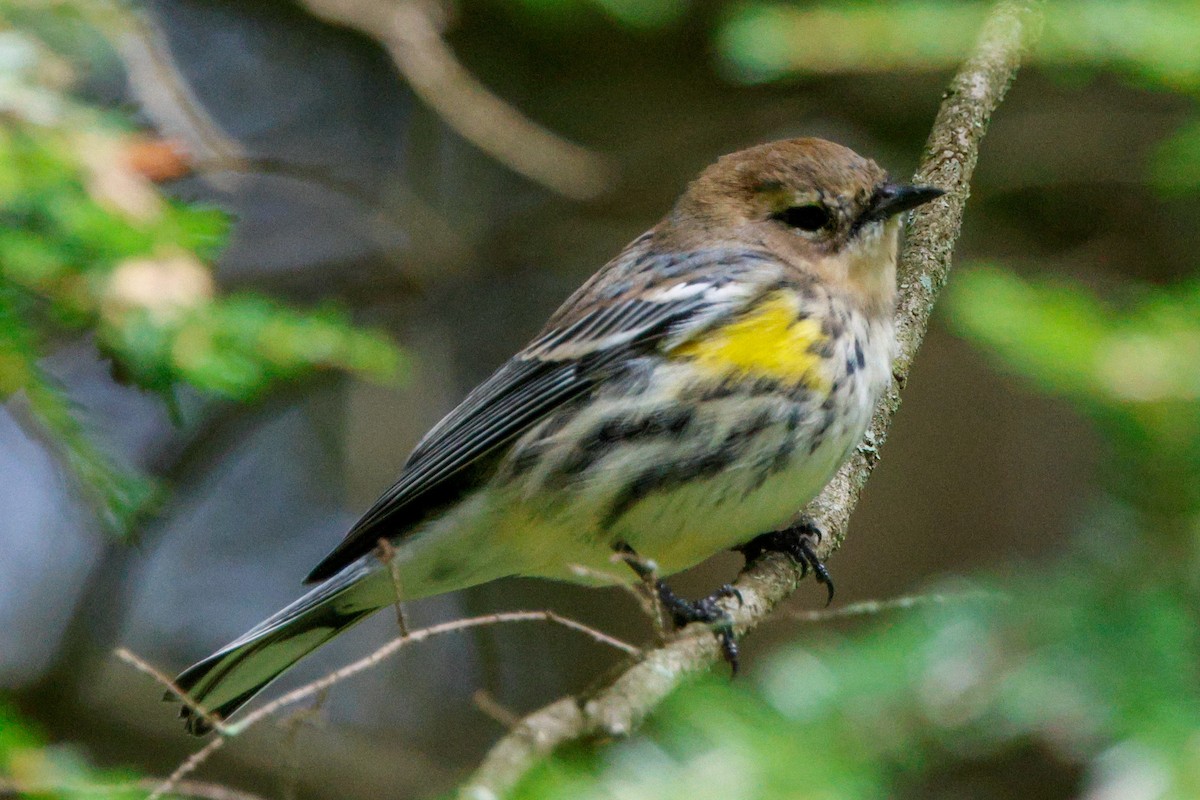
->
[667,137,943,316]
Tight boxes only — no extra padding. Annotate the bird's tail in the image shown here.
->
[169,562,384,735]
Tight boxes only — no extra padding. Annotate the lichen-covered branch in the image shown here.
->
[458,3,1044,797]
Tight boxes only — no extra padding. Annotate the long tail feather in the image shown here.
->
[169,562,381,735]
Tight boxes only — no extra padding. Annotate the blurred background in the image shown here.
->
[2,1,1199,799]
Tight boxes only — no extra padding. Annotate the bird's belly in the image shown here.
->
[608,410,862,575]
[495,388,872,583]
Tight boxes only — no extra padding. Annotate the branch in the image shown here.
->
[95,0,244,167]
[299,0,614,200]
[94,1,471,281]
[459,2,1044,797]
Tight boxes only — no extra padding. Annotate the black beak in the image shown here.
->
[862,183,945,224]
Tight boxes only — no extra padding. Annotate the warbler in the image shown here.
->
[170,138,942,734]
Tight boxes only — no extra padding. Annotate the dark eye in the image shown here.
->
[773,204,831,232]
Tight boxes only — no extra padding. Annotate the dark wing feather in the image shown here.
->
[304,358,587,582]
[304,247,771,583]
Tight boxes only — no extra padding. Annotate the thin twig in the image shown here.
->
[186,155,471,276]
[785,590,1005,623]
[147,737,226,800]
[97,1,471,283]
[278,688,329,800]
[216,611,639,737]
[117,612,635,792]
[567,562,662,630]
[299,0,613,200]
[459,3,1044,798]
[473,689,523,730]
[113,647,226,735]
[151,779,268,800]
[94,0,243,167]
[613,550,670,638]
[375,538,410,636]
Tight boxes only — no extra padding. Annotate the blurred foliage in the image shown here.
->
[516,578,1199,799]
[0,702,142,799]
[509,275,1200,797]
[503,0,692,29]
[715,0,1200,195]
[0,9,403,794]
[717,1,1200,87]
[951,269,1200,530]
[0,12,402,538]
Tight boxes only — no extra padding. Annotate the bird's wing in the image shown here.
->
[304,247,775,583]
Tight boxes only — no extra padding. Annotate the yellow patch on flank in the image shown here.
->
[669,291,831,391]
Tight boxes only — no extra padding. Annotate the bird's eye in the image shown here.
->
[773,204,831,232]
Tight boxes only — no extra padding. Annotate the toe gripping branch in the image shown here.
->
[738,519,835,606]
[655,581,743,674]
[616,544,743,674]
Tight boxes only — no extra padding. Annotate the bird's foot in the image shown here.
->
[738,519,835,606]
[654,580,743,674]
[613,541,743,673]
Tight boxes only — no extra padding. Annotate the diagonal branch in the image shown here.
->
[299,0,614,200]
[458,2,1044,797]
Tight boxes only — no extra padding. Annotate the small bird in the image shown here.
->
[170,138,942,734]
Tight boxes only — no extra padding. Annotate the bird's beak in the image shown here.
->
[863,183,945,223]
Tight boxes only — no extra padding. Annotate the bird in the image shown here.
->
[168,137,942,734]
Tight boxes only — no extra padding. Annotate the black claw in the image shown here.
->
[738,520,835,605]
[797,536,835,606]
[796,557,810,579]
[717,627,740,675]
[655,579,740,675]
[614,543,741,674]
[715,583,744,607]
